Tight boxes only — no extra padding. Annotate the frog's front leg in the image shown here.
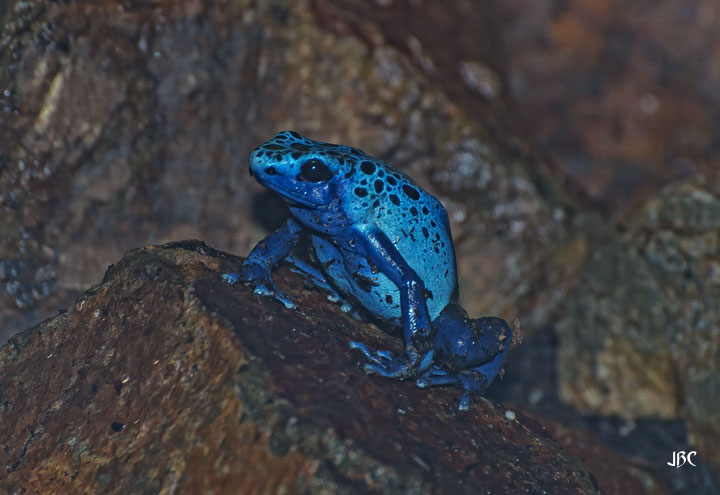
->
[284,254,354,313]
[348,228,435,378]
[223,218,303,309]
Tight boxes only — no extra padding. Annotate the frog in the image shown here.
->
[224,131,512,410]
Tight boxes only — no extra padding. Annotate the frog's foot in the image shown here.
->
[222,262,295,310]
[416,366,491,411]
[284,255,353,312]
[349,342,433,379]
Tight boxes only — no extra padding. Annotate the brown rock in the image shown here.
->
[517,410,672,495]
[556,176,720,471]
[0,241,598,494]
[503,0,720,215]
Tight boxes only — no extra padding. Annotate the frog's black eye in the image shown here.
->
[300,159,333,182]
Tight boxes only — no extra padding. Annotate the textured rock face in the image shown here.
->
[557,177,720,470]
[0,241,599,494]
[503,0,720,214]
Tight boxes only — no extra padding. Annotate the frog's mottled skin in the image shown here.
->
[225,131,511,410]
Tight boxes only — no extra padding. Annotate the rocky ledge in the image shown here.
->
[0,240,598,494]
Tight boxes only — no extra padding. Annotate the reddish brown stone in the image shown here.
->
[0,241,598,494]
[503,0,720,216]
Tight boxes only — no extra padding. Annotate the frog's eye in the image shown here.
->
[300,159,333,182]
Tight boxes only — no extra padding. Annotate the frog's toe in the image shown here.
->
[349,342,397,366]
[349,343,413,378]
[415,369,457,389]
[376,349,394,360]
[362,359,411,379]
[362,361,385,375]
[348,341,377,362]
[457,392,471,412]
[349,341,395,360]
[273,291,296,309]
[258,285,296,309]
[252,284,274,297]
[222,272,242,284]
[245,281,296,310]
[224,263,275,289]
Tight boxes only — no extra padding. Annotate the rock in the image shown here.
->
[526,413,672,495]
[503,0,720,214]
[0,241,598,494]
[556,176,720,471]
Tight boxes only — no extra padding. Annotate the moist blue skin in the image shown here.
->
[225,131,512,410]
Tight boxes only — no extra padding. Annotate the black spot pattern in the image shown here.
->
[361,161,376,174]
[402,185,420,200]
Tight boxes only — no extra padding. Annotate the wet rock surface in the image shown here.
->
[0,241,599,494]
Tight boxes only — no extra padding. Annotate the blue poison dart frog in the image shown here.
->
[224,131,512,410]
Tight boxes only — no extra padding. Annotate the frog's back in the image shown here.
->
[331,154,458,322]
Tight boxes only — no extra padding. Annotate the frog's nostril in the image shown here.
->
[266,166,277,175]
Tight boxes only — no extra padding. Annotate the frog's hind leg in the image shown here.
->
[415,367,481,411]
[284,254,353,313]
[416,353,508,412]
[417,315,512,410]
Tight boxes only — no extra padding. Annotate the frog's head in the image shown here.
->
[249,131,360,208]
